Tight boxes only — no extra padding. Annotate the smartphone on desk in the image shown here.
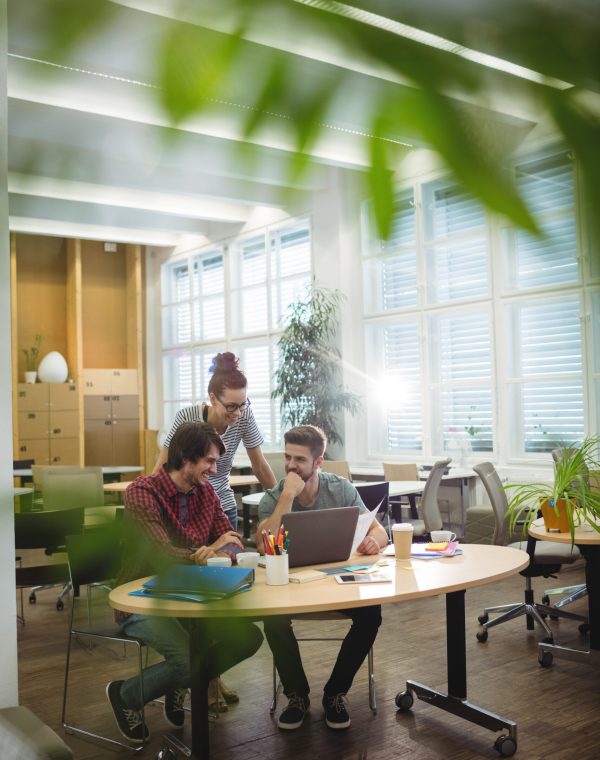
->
[334,573,391,584]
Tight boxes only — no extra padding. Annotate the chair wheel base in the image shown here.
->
[494,734,517,757]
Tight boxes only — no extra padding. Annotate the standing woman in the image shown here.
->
[154,352,277,529]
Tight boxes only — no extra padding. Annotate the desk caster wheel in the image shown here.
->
[56,600,64,611]
[395,691,413,711]
[157,749,176,760]
[542,595,550,606]
[579,622,590,635]
[494,734,517,757]
[476,630,488,642]
[29,592,36,604]
[478,613,489,624]
[539,650,553,668]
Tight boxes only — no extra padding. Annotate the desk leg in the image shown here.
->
[400,590,518,755]
[190,621,210,759]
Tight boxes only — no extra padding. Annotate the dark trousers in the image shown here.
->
[263,605,382,700]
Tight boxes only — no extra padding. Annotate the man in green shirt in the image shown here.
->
[257,425,387,731]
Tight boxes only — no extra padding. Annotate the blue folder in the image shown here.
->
[130,565,254,602]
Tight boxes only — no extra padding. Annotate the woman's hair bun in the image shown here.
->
[209,352,239,374]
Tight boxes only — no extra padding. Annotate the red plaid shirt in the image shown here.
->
[114,466,236,622]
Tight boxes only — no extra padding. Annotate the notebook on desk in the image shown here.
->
[282,506,360,568]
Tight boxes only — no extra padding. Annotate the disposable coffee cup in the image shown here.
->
[430,530,456,543]
[265,554,289,585]
[392,523,414,560]
[207,556,232,567]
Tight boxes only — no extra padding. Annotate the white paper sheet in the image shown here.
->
[350,500,383,555]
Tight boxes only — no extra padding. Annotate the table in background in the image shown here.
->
[110,544,528,759]
[240,480,426,540]
[13,465,143,485]
[13,487,34,512]
[530,517,600,665]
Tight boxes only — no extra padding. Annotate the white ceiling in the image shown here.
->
[6,0,537,248]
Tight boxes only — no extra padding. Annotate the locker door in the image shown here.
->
[85,418,114,466]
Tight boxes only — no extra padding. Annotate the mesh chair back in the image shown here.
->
[320,460,351,480]
[472,462,509,545]
[383,463,419,481]
[43,467,104,510]
[420,458,452,533]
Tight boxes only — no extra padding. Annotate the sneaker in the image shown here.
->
[277,693,310,730]
[106,680,148,744]
[322,693,351,729]
[163,688,187,728]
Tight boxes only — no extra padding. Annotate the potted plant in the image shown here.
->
[272,283,361,449]
[22,334,42,383]
[505,434,600,542]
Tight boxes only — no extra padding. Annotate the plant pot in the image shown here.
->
[24,371,37,384]
[540,498,573,533]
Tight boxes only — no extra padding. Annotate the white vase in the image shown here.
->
[37,351,69,383]
[24,371,37,384]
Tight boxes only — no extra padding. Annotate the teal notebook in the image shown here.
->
[129,565,254,603]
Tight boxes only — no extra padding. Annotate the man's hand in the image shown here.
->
[210,530,244,552]
[357,534,381,556]
[281,472,305,499]
[192,546,216,565]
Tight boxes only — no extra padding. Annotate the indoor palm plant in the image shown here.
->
[505,434,600,542]
[272,284,361,448]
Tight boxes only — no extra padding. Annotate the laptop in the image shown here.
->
[282,506,360,568]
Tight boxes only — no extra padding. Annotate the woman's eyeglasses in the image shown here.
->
[216,396,251,413]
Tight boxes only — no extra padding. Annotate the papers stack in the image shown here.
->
[410,541,462,559]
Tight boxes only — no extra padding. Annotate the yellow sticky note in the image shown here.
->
[426,542,448,551]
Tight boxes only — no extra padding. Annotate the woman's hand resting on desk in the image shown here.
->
[357,535,381,555]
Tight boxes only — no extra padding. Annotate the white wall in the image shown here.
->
[0,0,20,707]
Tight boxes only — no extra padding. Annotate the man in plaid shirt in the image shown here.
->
[106,421,263,744]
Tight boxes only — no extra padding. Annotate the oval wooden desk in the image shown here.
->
[110,545,528,759]
[530,517,600,665]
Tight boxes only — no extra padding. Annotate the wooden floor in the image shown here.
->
[17,560,600,760]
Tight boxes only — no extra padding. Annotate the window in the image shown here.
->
[362,146,595,463]
[161,219,312,443]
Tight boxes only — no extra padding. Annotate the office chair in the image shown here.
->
[14,508,85,620]
[29,468,105,609]
[406,458,452,537]
[541,449,588,613]
[382,463,420,520]
[355,481,391,538]
[270,613,376,715]
[473,462,587,644]
[320,460,352,480]
[62,529,147,752]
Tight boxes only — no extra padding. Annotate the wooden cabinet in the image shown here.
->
[16,382,81,465]
[11,234,145,469]
[82,369,141,466]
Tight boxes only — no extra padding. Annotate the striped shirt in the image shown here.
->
[163,402,264,517]
[114,466,237,622]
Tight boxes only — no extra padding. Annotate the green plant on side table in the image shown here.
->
[505,434,600,543]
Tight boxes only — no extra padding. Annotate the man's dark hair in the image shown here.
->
[284,425,327,460]
[166,421,225,471]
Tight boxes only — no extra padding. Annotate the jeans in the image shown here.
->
[224,506,238,531]
[263,605,382,700]
[119,614,263,710]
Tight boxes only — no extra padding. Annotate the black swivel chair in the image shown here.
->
[14,508,85,620]
[473,462,587,645]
